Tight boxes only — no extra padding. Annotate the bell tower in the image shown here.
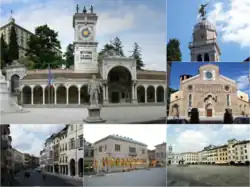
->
[73,5,98,73]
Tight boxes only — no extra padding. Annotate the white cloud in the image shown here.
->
[84,125,166,150]
[169,125,250,153]
[208,0,250,47]
[1,0,166,71]
[235,74,249,90]
[10,124,65,156]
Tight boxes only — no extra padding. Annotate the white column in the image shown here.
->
[145,86,147,103]
[66,87,69,105]
[78,89,81,105]
[105,86,109,101]
[155,87,157,103]
[103,85,106,101]
[54,87,57,104]
[42,87,45,104]
[31,87,34,105]
[132,83,135,100]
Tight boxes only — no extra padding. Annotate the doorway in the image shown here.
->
[206,109,213,117]
[111,92,119,103]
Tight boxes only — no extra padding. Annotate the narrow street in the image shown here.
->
[12,169,83,186]
[84,168,166,186]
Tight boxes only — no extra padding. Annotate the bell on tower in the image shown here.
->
[73,5,99,73]
[189,4,221,62]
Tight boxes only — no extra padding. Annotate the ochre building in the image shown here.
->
[169,64,249,118]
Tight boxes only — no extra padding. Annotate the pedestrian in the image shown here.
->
[189,108,200,124]
[223,109,233,124]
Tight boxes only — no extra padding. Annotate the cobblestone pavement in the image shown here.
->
[84,168,166,186]
[167,165,250,186]
[1,105,165,124]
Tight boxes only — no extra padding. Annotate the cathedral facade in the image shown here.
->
[4,10,166,106]
[169,64,249,118]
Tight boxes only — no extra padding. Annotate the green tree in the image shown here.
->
[8,26,19,62]
[130,42,144,70]
[167,38,182,62]
[19,56,35,70]
[26,24,62,69]
[98,44,116,61]
[111,37,124,56]
[0,34,9,69]
[63,44,74,68]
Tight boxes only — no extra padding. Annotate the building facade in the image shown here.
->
[93,135,148,172]
[0,125,12,184]
[155,142,166,166]
[4,9,166,107]
[147,149,156,166]
[84,139,94,170]
[169,64,249,118]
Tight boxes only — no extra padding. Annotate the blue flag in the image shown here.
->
[48,66,53,87]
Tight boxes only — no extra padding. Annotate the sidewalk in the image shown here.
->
[43,171,83,182]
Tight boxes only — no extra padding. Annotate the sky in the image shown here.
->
[0,0,166,71]
[9,124,66,157]
[167,124,250,153]
[167,0,250,62]
[169,62,250,95]
[84,125,166,150]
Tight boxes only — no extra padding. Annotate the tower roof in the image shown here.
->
[194,19,216,32]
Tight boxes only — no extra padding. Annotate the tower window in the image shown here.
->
[204,53,210,62]
[226,94,230,107]
[197,54,202,61]
[188,94,192,107]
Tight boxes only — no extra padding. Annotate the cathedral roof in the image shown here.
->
[194,19,216,32]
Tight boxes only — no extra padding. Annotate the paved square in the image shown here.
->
[1,105,165,124]
[167,165,250,186]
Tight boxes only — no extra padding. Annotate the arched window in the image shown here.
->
[197,54,202,62]
[226,94,230,107]
[204,53,210,62]
[188,94,192,107]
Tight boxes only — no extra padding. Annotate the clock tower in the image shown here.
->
[73,6,98,73]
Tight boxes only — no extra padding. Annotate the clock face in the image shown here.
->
[206,71,213,80]
[81,27,91,38]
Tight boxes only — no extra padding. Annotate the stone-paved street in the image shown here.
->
[167,165,250,186]
[84,168,166,186]
[1,105,165,124]
[12,169,83,186]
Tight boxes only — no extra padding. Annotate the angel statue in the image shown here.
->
[199,3,208,19]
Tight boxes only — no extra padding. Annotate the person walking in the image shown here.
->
[223,109,233,124]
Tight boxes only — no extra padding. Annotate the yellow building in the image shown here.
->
[216,145,228,164]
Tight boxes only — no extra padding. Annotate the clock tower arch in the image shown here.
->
[73,6,99,73]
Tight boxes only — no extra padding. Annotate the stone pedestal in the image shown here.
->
[83,105,106,123]
[0,70,27,113]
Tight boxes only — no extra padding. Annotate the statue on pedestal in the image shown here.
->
[199,3,208,19]
[76,4,79,13]
[84,75,106,123]
[83,6,87,14]
[88,75,101,106]
[90,5,94,13]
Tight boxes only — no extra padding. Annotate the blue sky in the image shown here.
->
[0,0,166,71]
[169,62,250,95]
[10,124,66,156]
[167,125,250,153]
[167,0,250,62]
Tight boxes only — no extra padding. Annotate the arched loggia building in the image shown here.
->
[4,10,166,107]
[6,58,166,107]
